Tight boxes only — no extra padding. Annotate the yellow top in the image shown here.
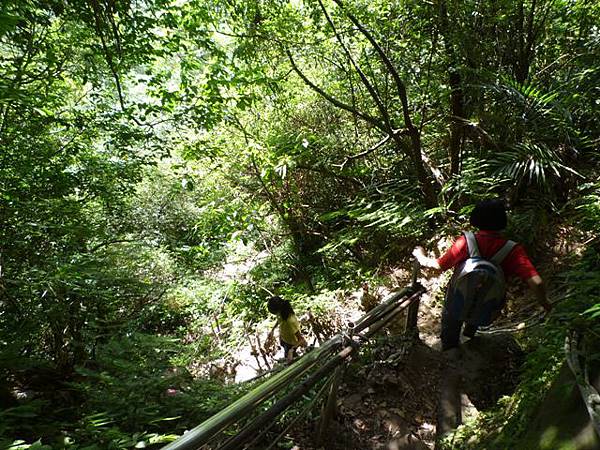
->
[279,314,301,346]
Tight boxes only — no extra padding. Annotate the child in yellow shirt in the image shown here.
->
[267,296,307,362]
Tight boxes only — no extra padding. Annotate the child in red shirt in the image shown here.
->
[413,199,552,350]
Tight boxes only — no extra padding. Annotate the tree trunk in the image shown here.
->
[448,69,464,176]
[287,218,318,292]
[439,0,465,177]
[398,128,437,208]
[315,1,439,207]
[514,0,538,84]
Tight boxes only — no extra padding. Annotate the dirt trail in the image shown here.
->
[290,269,528,450]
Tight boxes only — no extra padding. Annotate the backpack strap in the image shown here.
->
[464,231,480,258]
[491,240,517,265]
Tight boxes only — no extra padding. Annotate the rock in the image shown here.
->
[388,433,430,450]
[383,413,411,435]
[343,393,362,408]
[459,333,525,410]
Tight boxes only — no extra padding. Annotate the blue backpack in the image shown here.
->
[445,231,516,327]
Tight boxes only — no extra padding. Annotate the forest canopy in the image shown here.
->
[0,0,599,448]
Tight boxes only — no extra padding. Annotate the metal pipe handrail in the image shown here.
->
[352,286,415,332]
[217,289,424,450]
[161,337,340,450]
[565,330,600,438]
[162,284,425,450]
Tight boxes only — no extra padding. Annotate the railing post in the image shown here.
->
[404,296,420,337]
[405,260,421,338]
[317,364,344,446]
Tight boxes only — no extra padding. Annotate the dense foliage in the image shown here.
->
[0,0,599,448]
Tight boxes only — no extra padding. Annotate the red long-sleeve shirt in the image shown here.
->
[436,230,539,281]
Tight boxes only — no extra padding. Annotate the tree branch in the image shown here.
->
[89,0,126,112]
[333,0,414,130]
[295,164,362,186]
[336,134,391,169]
[317,0,394,134]
[286,50,386,132]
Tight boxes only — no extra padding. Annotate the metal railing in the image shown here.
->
[161,279,425,450]
[565,329,600,438]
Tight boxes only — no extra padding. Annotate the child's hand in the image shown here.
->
[298,336,308,347]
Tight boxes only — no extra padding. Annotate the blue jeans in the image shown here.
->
[441,308,478,351]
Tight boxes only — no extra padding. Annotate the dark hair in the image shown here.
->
[469,199,507,231]
[267,296,294,320]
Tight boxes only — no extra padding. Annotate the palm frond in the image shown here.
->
[481,77,578,145]
[491,142,583,191]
